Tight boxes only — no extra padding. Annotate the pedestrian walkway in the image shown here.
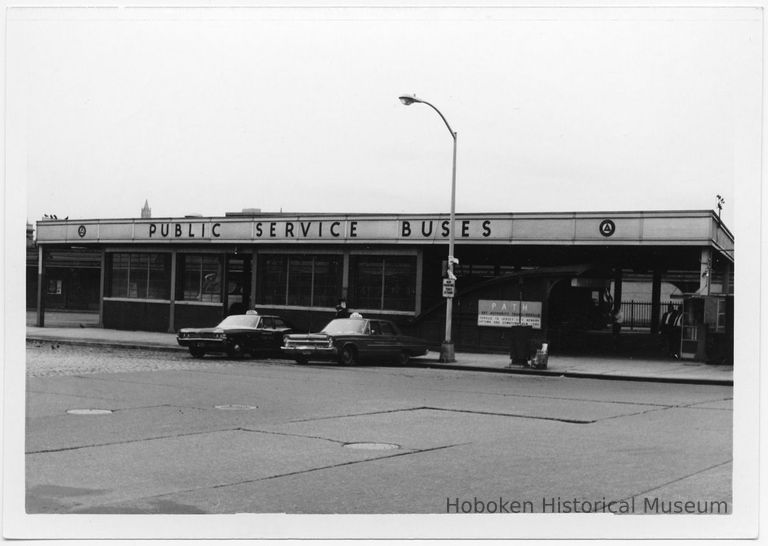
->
[25,324,733,386]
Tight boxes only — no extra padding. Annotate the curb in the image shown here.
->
[27,337,186,354]
[26,336,733,387]
[420,363,734,386]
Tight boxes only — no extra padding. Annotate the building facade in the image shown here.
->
[32,210,734,359]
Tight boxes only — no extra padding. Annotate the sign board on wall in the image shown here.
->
[35,211,721,246]
[477,299,542,329]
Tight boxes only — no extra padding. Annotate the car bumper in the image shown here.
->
[281,346,338,359]
[177,338,229,351]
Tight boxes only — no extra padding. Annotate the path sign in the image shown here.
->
[477,299,542,329]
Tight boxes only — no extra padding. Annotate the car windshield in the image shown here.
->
[217,315,260,328]
[322,318,366,335]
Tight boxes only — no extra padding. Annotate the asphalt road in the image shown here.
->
[26,342,733,515]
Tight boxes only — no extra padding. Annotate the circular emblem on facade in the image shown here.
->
[599,219,616,237]
[77,225,87,238]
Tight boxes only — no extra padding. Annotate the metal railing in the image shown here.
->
[621,300,673,330]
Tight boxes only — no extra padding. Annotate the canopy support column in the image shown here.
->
[650,270,662,333]
[36,246,45,327]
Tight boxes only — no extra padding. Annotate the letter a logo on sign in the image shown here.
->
[599,219,616,237]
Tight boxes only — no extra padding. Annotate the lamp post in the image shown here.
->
[399,94,457,363]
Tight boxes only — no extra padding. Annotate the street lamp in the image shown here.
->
[399,94,458,363]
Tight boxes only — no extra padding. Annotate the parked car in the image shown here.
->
[177,311,294,358]
[281,315,429,365]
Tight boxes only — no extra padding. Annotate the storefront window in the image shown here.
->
[260,254,342,307]
[351,257,383,310]
[108,253,171,300]
[262,255,288,306]
[178,254,222,303]
[350,255,416,312]
[287,256,313,306]
[313,255,344,307]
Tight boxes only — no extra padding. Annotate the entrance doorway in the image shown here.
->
[225,254,251,315]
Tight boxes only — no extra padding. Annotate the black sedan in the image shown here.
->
[177,312,293,358]
[281,315,429,366]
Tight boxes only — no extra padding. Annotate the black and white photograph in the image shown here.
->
[2,1,763,542]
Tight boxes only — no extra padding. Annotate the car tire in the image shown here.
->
[340,345,358,366]
[189,348,205,358]
[397,351,410,366]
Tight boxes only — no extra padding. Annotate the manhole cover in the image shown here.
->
[66,409,113,415]
[214,404,257,411]
[343,442,400,451]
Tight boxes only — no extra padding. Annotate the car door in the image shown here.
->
[352,320,376,360]
[378,321,401,359]
[243,316,265,351]
[257,316,278,350]
[364,320,385,359]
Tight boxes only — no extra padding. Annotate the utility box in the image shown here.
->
[509,325,533,365]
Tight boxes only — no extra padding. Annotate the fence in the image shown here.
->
[621,300,672,330]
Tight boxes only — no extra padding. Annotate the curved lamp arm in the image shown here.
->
[399,95,456,140]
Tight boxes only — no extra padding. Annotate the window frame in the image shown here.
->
[105,251,172,302]
[176,253,224,304]
[258,252,344,309]
[349,254,418,313]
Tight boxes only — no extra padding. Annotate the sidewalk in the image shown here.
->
[26,325,733,386]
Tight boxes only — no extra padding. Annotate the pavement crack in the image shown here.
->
[677,396,733,409]
[219,442,469,485]
[69,374,200,391]
[238,428,349,445]
[421,406,596,424]
[591,397,734,423]
[25,428,244,455]
[591,405,676,422]
[621,459,733,503]
[418,386,694,410]
[288,406,597,424]
[122,442,469,505]
[25,389,127,404]
[288,407,427,423]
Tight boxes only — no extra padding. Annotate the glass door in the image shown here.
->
[226,254,251,315]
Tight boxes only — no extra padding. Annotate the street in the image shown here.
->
[26,343,733,515]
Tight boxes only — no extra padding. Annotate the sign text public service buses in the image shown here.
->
[146,219,495,240]
[149,222,222,238]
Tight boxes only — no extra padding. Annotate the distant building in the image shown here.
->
[141,200,152,219]
[26,222,34,249]
[26,220,101,312]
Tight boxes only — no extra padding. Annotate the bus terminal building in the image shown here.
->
[32,209,734,362]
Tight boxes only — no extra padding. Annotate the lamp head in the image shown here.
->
[399,94,420,105]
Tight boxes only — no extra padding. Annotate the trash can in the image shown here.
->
[509,325,533,365]
[531,343,549,369]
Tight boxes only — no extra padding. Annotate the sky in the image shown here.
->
[7,5,764,231]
